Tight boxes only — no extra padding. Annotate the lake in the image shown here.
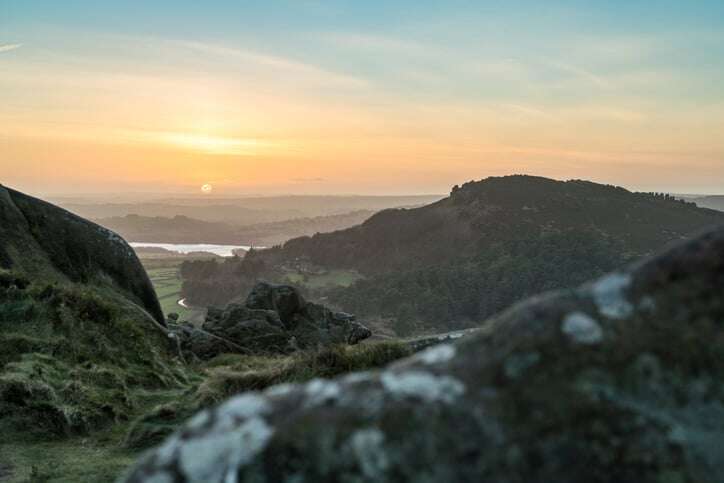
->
[129,242,253,257]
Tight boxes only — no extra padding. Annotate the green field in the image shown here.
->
[283,269,363,290]
[146,266,185,315]
[141,260,206,323]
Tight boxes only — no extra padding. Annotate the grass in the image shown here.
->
[0,385,194,483]
[119,341,412,455]
[0,268,411,482]
[283,269,363,290]
[1,341,410,482]
[145,266,185,315]
[1,438,138,482]
[141,260,205,323]
[0,269,193,481]
[194,341,411,405]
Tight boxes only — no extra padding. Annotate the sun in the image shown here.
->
[201,183,213,194]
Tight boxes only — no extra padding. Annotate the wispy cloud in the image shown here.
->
[548,61,610,89]
[173,40,369,89]
[319,32,425,55]
[0,43,22,53]
[500,103,556,120]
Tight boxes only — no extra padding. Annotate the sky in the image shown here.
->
[2,1,724,196]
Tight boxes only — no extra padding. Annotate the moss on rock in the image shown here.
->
[0,276,188,438]
[122,226,724,483]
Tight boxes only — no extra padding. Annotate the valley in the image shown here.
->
[2,179,724,482]
[4,3,723,480]
[178,176,724,336]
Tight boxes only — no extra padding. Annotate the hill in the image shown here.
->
[182,176,724,334]
[0,187,411,481]
[0,184,184,440]
[95,210,375,246]
[56,194,442,227]
[123,223,724,483]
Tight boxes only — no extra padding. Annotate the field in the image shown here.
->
[146,266,186,315]
[139,258,207,324]
[283,269,363,290]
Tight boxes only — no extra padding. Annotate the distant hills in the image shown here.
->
[683,195,724,212]
[56,194,443,227]
[95,210,376,246]
[182,175,724,335]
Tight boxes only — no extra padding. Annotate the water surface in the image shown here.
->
[130,242,252,257]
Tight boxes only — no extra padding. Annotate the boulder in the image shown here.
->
[244,282,305,328]
[166,321,237,361]
[0,185,164,324]
[178,283,372,358]
[122,226,724,483]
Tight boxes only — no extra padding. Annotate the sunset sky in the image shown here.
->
[2,1,724,196]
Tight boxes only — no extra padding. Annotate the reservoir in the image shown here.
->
[129,242,253,257]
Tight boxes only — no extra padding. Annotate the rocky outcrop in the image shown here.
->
[122,225,724,483]
[174,282,371,358]
[0,185,163,323]
[0,188,181,438]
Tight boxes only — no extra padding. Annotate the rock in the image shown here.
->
[201,305,288,354]
[122,226,724,482]
[0,185,164,324]
[170,322,242,361]
[244,282,306,328]
[347,323,372,345]
[180,283,372,358]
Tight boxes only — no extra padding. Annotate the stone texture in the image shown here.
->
[121,226,724,483]
[0,185,164,323]
[174,282,372,358]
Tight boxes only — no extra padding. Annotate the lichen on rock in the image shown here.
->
[121,226,724,483]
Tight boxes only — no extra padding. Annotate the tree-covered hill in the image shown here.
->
[182,176,724,334]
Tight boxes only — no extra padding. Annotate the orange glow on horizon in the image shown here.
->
[2,32,724,196]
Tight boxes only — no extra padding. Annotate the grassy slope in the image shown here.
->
[1,328,409,482]
[1,387,190,482]
[0,270,193,482]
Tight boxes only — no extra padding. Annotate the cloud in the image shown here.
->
[0,43,22,53]
[173,40,368,89]
[548,61,610,89]
[291,177,326,183]
[320,33,425,55]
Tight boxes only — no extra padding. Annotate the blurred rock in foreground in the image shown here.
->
[122,226,724,483]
